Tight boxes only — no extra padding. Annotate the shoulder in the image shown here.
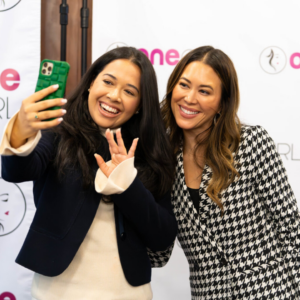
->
[238,125,276,159]
[240,125,272,145]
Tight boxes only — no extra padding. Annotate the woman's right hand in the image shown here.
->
[10,84,67,148]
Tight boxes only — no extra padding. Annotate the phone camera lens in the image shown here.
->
[42,69,46,74]
[43,62,48,67]
[48,67,52,71]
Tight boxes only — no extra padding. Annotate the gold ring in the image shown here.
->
[35,114,39,119]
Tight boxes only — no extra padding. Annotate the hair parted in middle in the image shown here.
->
[161,45,241,213]
[52,46,174,199]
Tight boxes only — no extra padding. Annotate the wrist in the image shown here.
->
[10,115,30,148]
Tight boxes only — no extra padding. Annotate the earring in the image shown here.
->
[214,113,221,125]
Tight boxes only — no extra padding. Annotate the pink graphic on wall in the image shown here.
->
[0,178,26,236]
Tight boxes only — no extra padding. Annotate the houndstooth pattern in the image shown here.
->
[148,125,300,299]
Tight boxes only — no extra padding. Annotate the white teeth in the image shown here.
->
[180,106,199,115]
[100,103,119,114]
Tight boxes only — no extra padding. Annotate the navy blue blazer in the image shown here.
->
[1,131,177,286]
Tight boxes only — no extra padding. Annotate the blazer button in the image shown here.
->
[221,257,227,266]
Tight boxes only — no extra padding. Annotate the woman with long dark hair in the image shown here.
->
[150,46,300,299]
[0,47,177,300]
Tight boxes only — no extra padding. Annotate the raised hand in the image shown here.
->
[94,128,138,178]
[11,84,67,148]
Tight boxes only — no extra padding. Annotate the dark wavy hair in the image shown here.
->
[52,47,174,199]
[161,46,241,212]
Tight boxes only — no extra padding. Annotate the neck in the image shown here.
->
[182,125,212,157]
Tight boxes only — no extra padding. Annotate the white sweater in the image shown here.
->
[0,114,153,300]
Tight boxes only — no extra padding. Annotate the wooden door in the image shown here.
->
[41,0,93,96]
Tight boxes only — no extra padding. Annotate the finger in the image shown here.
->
[29,84,60,104]
[31,117,64,131]
[106,129,119,154]
[94,153,110,177]
[28,98,67,113]
[127,138,139,158]
[30,109,66,122]
[116,129,127,155]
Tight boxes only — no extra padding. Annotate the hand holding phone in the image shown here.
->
[10,85,68,148]
[35,59,70,111]
[10,59,70,149]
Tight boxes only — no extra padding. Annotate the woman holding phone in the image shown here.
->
[149,46,300,299]
[0,47,177,300]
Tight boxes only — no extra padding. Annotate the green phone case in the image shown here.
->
[35,59,70,112]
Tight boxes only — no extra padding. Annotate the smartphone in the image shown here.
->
[35,59,70,112]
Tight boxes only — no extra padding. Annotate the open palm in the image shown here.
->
[95,128,138,178]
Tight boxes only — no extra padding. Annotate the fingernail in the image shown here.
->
[135,138,139,142]
[117,128,121,133]
[61,99,67,104]
[62,109,67,114]
[53,84,59,89]
[94,153,98,158]
[58,118,63,122]
[106,128,110,133]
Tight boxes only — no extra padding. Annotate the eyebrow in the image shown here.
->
[180,77,214,91]
[104,73,140,94]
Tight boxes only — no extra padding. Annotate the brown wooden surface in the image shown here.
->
[41,0,93,96]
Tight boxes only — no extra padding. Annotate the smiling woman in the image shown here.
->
[155,45,300,300]
[88,59,141,129]
[0,46,177,300]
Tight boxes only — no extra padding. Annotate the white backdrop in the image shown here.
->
[0,0,40,299]
[92,0,300,298]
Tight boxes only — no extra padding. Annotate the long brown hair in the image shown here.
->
[161,46,241,212]
[52,47,174,199]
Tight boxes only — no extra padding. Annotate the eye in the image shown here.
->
[125,90,134,96]
[199,89,209,95]
[103,80,113,85]
[179,82,188,88]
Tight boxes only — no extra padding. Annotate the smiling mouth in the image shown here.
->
[180,105,200,115]
[100,102,120,115]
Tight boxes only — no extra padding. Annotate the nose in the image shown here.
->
[107,88,121,103]
[184,90,197,104]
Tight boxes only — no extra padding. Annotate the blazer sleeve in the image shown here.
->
[147,241,175,268]
[1,130,56,183]
[252,125,300,256]
[111,178,177,253]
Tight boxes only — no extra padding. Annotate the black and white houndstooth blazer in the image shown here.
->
[148,125,300,299]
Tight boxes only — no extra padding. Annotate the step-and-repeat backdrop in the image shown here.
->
[92,0,300,298]
[1,0,300,299]
[0,0,40,299]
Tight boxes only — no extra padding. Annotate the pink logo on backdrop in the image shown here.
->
[0,69,20,91]
[0,179,26,236]
[139,48,179,65]
[106,43,191,66]
[260,46,300,73]
[290,53,300,69]
[0,292,16,300]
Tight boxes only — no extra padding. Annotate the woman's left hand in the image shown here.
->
[95,128,138,178]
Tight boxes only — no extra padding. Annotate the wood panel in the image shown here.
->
[41,0,93,96]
